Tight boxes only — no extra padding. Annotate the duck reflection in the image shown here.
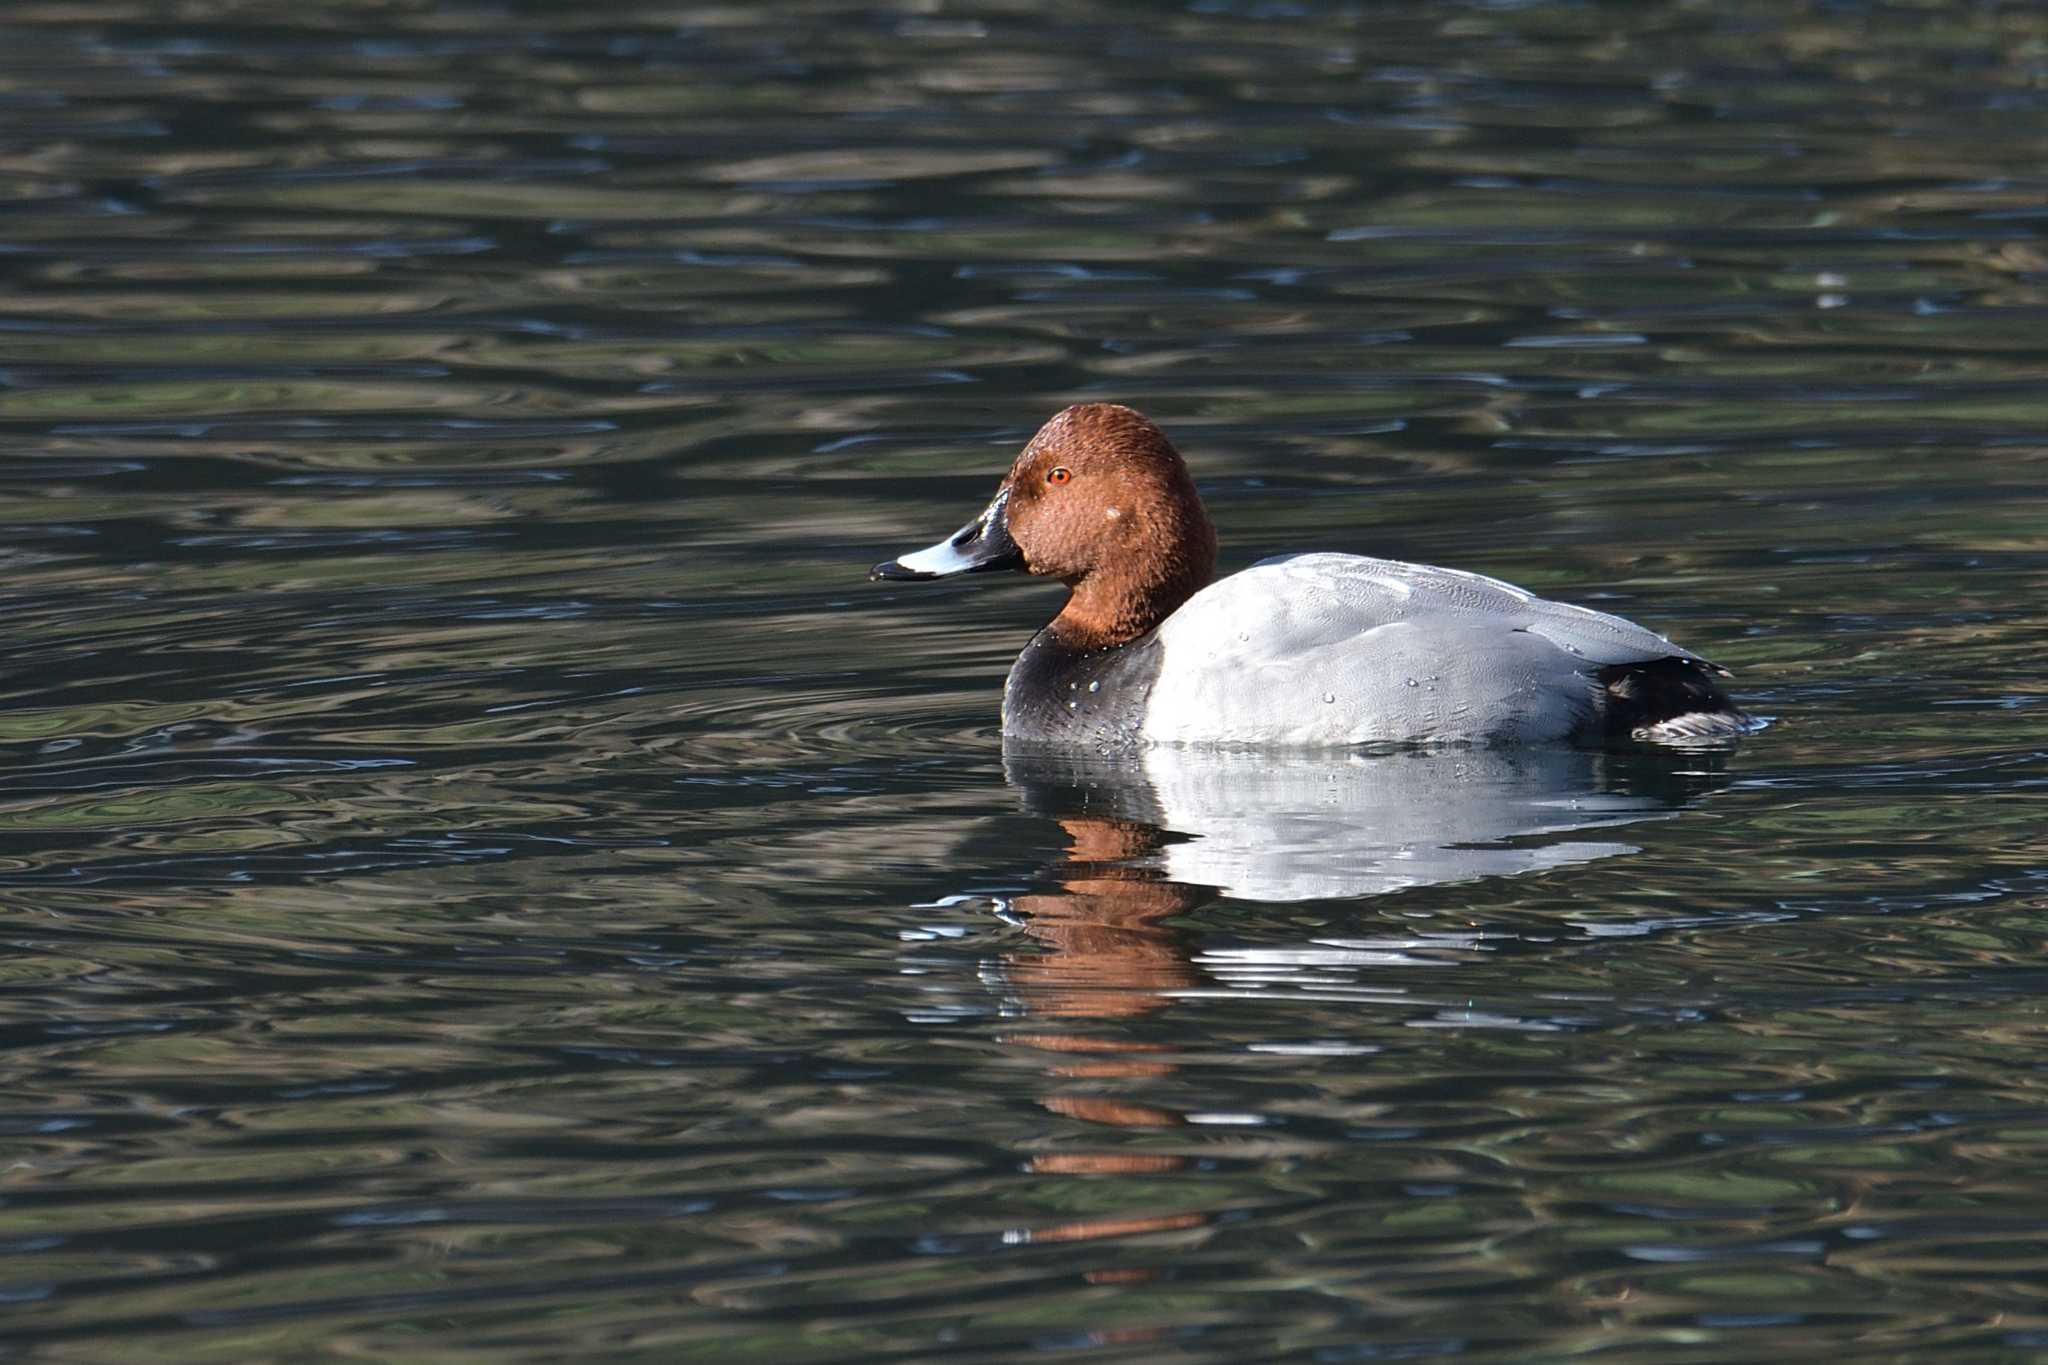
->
[974,745,1731,1255]
[1000,814,1211,1021]
[993,812,1211,1226]
[1006,742,1727,904]
[987,744,1730,1024]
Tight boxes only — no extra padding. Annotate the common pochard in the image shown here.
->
[871,403,1753,747]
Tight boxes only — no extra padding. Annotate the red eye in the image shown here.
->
[1047,466,1071,485]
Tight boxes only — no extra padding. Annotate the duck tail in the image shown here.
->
[1599,658,1756,744]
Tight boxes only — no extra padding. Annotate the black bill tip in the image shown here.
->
[869,560,936,582]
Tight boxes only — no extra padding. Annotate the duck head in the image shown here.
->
[870,404,1218,649]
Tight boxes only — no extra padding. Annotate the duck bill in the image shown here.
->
[870,487,1024,581]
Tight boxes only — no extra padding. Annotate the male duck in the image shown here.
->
[871,403,1752,747]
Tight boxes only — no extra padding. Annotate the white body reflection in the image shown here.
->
[1005,743,1722,903]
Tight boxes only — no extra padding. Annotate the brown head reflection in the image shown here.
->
[1001,815,1212,1021]
[1001,815,1209,1201]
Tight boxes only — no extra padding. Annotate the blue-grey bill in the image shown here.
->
[870,488,1022,581]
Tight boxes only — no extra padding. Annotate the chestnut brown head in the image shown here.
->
[871,404,1218,648]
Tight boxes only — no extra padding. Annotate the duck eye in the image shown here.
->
[1047,466,1071,485]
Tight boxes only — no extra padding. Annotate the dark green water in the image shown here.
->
[1,2,2045,1359]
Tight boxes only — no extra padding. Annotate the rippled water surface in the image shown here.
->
[3,2,2046,1359]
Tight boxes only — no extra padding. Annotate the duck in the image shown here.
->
[870,403,1753,748]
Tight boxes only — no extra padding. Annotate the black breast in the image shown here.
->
[1002,629,1166,748]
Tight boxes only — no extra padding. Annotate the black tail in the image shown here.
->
[1599,658,1753,742]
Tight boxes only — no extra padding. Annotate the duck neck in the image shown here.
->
[1048,518,1216,653]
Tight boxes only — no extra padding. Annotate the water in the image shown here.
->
[2,1,2045,1358]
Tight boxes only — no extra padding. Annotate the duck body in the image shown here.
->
[1005,551,1742,747]
[873,404,1752,750]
